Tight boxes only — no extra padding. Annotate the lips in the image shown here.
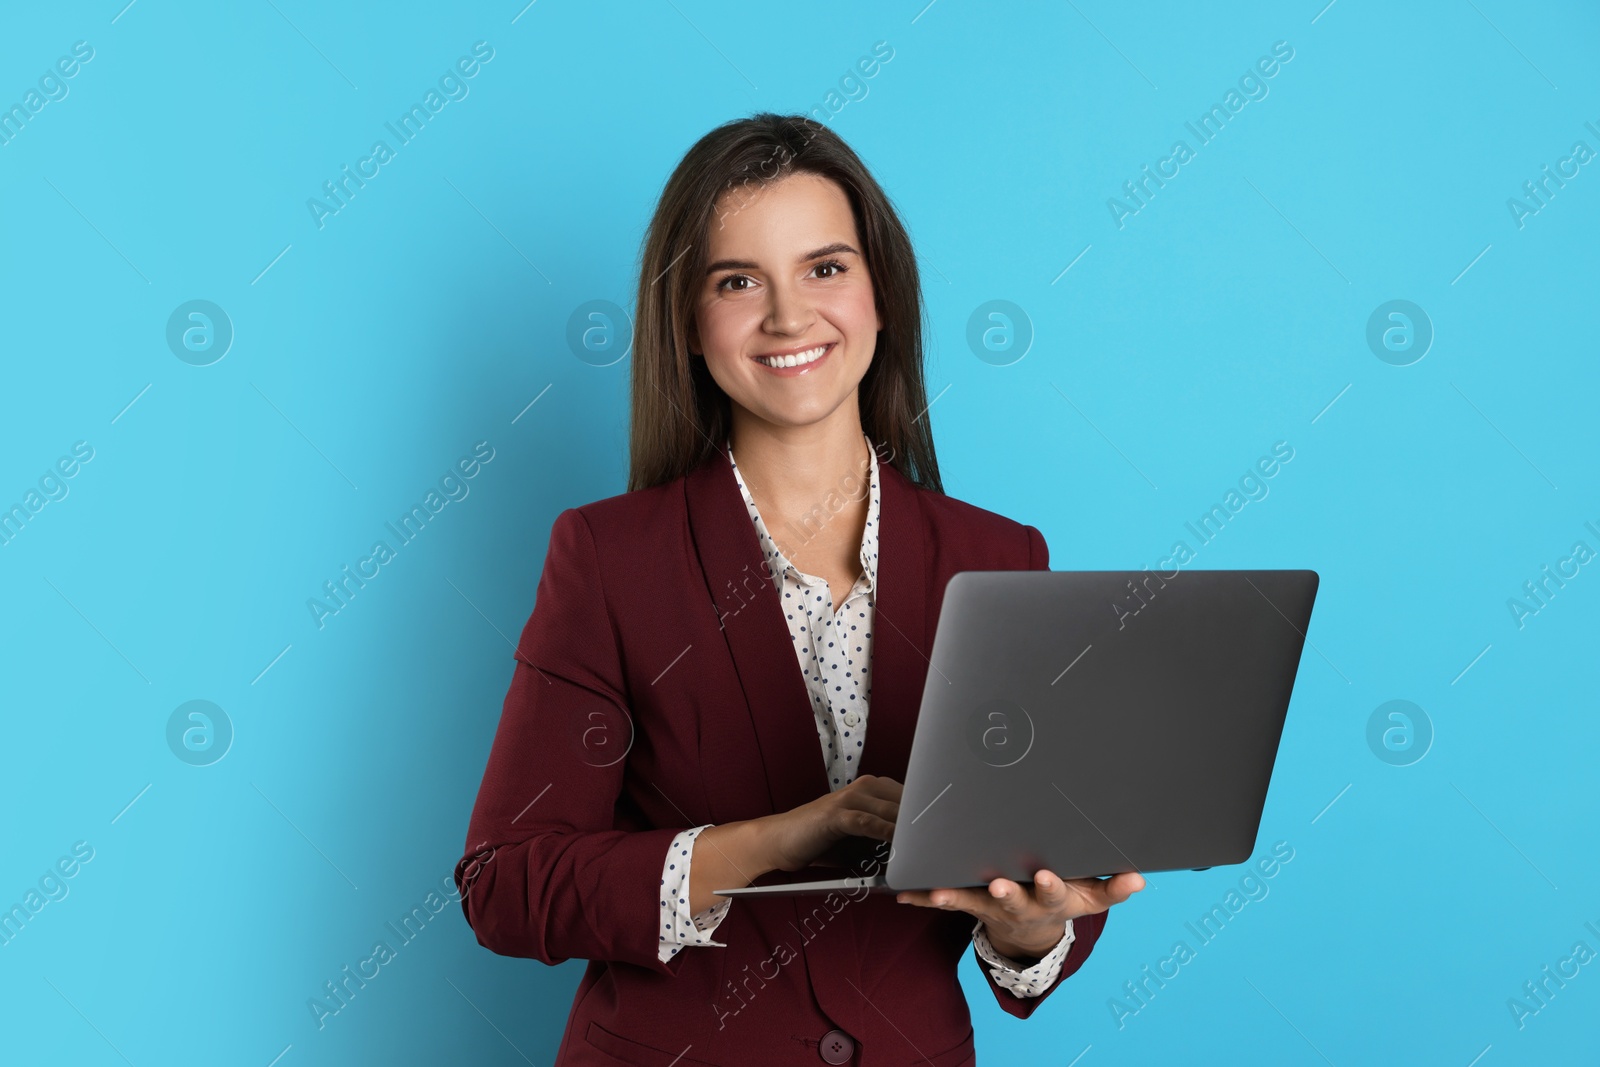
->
[753,342,835,376]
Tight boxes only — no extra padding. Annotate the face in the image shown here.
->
[689,172,882,437]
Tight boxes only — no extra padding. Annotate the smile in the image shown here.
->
[753,343,834,372]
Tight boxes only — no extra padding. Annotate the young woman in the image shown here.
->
[456,113,1143,1066]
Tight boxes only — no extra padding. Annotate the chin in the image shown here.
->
[733,395,837,427]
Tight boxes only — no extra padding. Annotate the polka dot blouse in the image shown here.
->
[655,433,1075,997]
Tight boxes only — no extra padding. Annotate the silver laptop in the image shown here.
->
[716,569,1319,898]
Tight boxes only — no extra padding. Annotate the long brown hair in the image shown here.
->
[627,112,942,494]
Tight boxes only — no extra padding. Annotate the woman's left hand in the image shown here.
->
[896,869,1146,961]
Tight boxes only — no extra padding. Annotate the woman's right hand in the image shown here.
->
[757,774,902,873]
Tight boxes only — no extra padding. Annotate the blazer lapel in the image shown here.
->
[682,442,933,811]
[685,442,830,817]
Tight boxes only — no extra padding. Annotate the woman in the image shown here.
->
[456,113,1143,1066]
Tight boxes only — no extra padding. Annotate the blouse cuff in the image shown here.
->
[971,918,1075,998]
[657,824,732,963]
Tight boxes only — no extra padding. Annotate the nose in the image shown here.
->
[763,275,815,337]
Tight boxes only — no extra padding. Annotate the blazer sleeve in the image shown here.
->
[976,521,1112,1018]
[1025,523,1050,571]
[453,507,689,976]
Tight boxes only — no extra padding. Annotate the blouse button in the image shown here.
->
[842,710,861,727]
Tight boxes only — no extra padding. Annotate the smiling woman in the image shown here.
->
[455,112,1142,1066]
[630,115,938,495]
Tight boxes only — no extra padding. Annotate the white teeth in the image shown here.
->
[757,344,829,368]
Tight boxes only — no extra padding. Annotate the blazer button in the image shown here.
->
[819,1028,855,1064]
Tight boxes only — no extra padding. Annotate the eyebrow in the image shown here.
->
[704,242,860,275]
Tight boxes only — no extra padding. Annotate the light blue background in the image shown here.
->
[2,1,1596,1063]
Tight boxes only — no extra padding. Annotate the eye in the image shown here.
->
[813,259,848,279]
[714,273,753,293]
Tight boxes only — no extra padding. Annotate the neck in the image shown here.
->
[727,406,871,523]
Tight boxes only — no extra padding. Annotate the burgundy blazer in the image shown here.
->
[455,441,1106,1067]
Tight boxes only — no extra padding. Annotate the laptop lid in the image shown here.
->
[883,568,1319,890]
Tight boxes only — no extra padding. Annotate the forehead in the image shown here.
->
[705,171,860,259]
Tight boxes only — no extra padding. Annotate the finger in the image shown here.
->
[1089,871,1145,906]
[934,889,992,921]
[1109,871,1147,900]
[986,878,1031,918]
[1065,871,1146,912]
[837,794,899,833]
[849,790,901,821]
[896,886,996,920]
[853,775,904,803]
[1032,869,1071,910]
[839,811,897,841]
